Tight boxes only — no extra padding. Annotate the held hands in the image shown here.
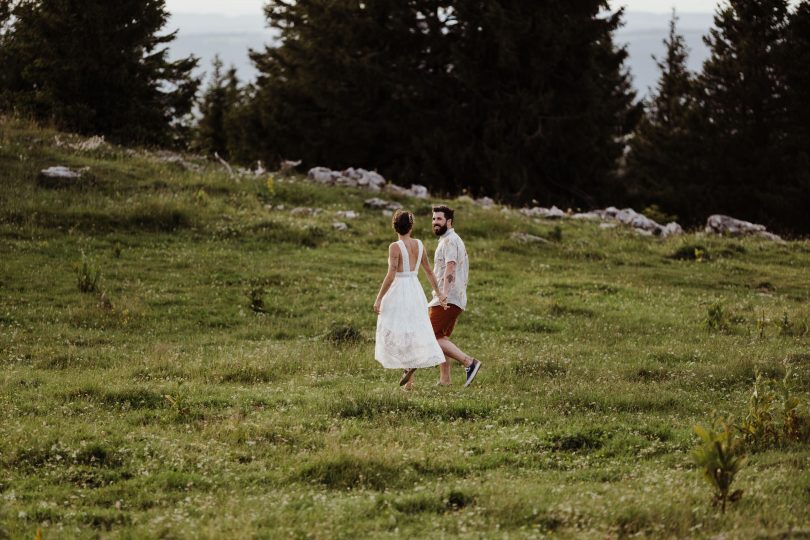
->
[437,291,449,309]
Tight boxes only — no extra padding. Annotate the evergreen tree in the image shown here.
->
[245,0,440,170]
[244,0,639,207]
[195,56,240,159]
[695,0,791,226]
[784,2,810,160]
[781,1,810,229]
[0,0,199,146]
[429,0,639,206]
[624,11,701,221]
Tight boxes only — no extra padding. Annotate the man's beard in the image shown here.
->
[433,224,448,236]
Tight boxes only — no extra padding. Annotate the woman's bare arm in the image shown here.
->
[373,243,400,314]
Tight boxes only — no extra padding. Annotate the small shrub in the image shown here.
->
[779,312,808,337]
[691,418,745,513]
[246,284,266,313]
[705,303,729,332]
[325,323,363,345]
[671,245,709,261]
[445,489,475,510]
[549,225,563,242]
[552,429,604,452]
[642,204,677,224]
[256,176,275,203]
[737,371,779,449]
[738,365,809,448]
[76,252,101,293]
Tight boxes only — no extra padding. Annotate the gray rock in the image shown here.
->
[332,222,348,231]
[364,198,402,211]
[408,184,429,198]
[335,210,359,219]
[705,214,764,236]
[384,184,410,196]
[308,167,336,184]
[291,207,321,217]
[335,176,358,187]
[476,196,495,208]
[519,205,566,219]
[511,232,549,244]
[364,198,390,210]
[37,166,89,189]
[661,222,684,238]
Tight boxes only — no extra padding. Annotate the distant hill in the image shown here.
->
[166,11,715,97]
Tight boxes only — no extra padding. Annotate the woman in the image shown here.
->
[374,210,446,388]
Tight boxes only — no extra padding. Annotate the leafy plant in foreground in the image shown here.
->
[246,284,266,313]
[692,418,746,513]
[738,364,809,448]
[76,252,101,293]
[705,303,729,332]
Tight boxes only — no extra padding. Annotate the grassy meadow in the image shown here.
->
[1,116,809,538]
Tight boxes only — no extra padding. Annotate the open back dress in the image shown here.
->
[375,239,446,369]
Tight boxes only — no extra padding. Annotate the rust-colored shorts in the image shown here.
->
[429,304,463,339]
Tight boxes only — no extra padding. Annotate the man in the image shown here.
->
[401,205,482,388]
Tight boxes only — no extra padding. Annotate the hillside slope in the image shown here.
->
[1,117,809,538]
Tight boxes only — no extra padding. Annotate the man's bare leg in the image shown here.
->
[437,337,473,384]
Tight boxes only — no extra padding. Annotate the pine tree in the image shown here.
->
[784,2,810,159]
[0,0,199,146]
[243,1,638,207]
[195,56,240,159]
[244,0,439,170]
[624,10,701,221]
[781,1,810,230]
[695,0,791,226]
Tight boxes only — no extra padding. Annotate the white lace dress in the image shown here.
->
[375,240,446,369]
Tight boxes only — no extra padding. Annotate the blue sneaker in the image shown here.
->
[464,359,481,388]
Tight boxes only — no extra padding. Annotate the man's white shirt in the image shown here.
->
[428,228,469,310]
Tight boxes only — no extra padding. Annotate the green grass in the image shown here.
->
[1,115,810,538]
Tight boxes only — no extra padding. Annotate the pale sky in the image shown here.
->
[164,0,722,16]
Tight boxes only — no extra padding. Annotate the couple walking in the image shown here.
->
[373,205,482,389]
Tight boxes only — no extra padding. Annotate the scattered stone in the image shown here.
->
[705,214,782,241]
[408,184,429,198]
[335,176,358,188]
[382,210,393,217]
[332,222,348,231]
[37,166,90,189]
[384,184,410,196]
[307,166,387,192]
[511,232,550,244]
[519,205,566,219]
[661,222,684,238]
[475,196,496,208]
[291,207,322,217]
[53,135,107,151]
[308,167,337,184]
[335,210,359,219]
[599,223,618,229]
[364,198,402,211]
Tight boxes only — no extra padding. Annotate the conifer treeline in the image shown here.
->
[627,1,810,231]
[0,0,199,146]
[1,0,808,231]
